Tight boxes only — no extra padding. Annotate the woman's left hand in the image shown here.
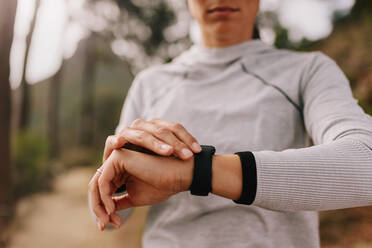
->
[92,148,194,231]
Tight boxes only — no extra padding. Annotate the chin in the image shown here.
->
[211,22,236,34]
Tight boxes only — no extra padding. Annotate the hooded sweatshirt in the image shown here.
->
[115,39,372,248]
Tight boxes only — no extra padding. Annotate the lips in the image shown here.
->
[207,6,240,13]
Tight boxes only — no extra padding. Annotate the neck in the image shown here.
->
[200,26,254,48]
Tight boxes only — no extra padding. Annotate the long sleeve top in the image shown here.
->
[115,39,372,248]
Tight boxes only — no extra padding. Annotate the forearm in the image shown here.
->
[118,135,372,212]
[191,137,372,212]
[253,137,372,211]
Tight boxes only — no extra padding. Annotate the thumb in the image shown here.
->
[115,135,127,148]
[103,135,127,162]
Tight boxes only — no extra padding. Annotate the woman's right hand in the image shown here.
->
[102,118,202,163]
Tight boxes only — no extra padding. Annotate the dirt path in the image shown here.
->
[7,167,147,248]
[6,167,372,248]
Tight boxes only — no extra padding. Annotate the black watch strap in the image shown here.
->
[190,145,216,196]
[233,151,257,205]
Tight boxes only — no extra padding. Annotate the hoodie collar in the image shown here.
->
[174,39,272,66]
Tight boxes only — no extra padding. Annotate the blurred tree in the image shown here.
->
[274,25,295,50]
[79,34,98,147]
[260,0,371,113]
[0,0,17,238]
[84,0,190,71]
[115,0,176,57]
[313,0,372,109]
[48,63,64,159]
[76,0,184,147]
[79,33,122,147]
[257,10,313,51]
[344,0,371,22]
[19,0,41,130]
[47,13,72,159]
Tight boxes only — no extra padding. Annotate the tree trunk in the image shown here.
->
[47,63,64,159]
[0,0,17,240]
[80,36,97,147]
[19,0,40,130]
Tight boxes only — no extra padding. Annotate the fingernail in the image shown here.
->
[98,221,104,231]
[192,142,202,152]
[181,148,193,158]
[161,144,172,152]
[105,206,111,215]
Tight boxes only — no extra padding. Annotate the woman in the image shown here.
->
[88,0,372,247]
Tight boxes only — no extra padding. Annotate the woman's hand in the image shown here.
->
[102,118,202,162]
[90,118,200,231]
[95,148,194,230]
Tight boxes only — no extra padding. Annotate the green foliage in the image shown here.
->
[115,0,177,56]
[94,89,126,147]
[142,2,176,56]
[59,147,102,169]
[12,131,51,198]
[274,26,296,50]
[359,100,372,115]
[346,0,372,22]
[273,25,315,51]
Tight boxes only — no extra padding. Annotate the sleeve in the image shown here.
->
[251,52,372,211]
[115,75,145,134]
[115,75,146,223]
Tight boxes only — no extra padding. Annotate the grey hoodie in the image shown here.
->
[116,40,372,248]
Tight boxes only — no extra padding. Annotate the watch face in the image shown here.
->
[114,184,127,196]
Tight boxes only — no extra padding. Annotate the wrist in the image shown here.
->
[181,153,243,200]
[211,154,242,200]
[179,156,194,192]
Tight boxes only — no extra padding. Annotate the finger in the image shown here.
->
[152,127,194,160]
[90,167,122,230]
[109,212,122,228]
[120,126,174,156]
[88,173,110,230]
[154,119,202,154]
[103,135,127,162]
[132,119,194,160]
[98,160,119,215]
[116,135,127,147]
[113,194,135,211]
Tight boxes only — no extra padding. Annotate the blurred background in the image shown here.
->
[0,0,371,247]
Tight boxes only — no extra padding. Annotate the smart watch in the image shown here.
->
[189,145,216,196]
